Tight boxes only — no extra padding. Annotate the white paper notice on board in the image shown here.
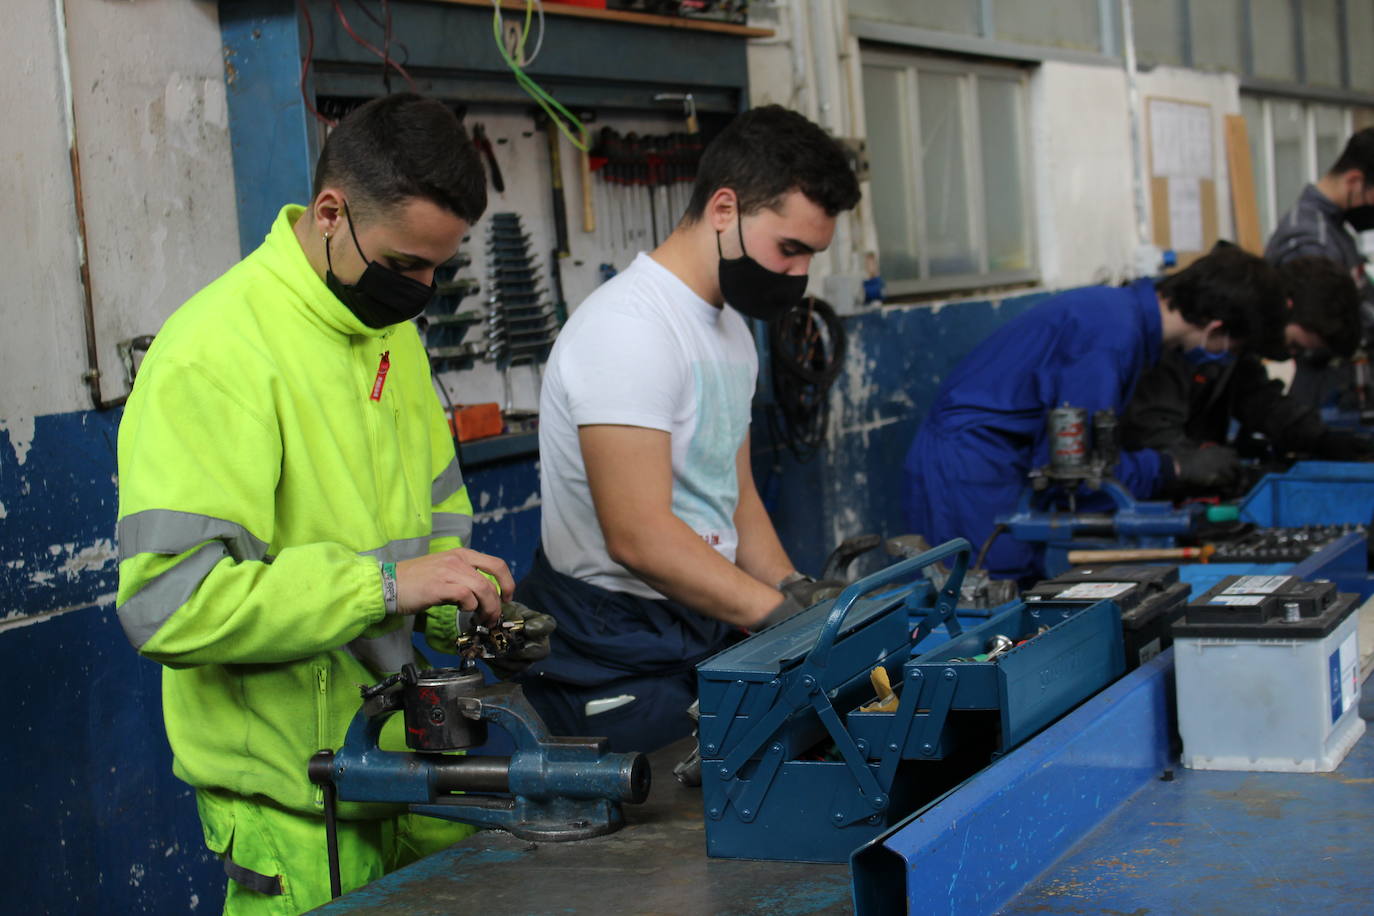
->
[1169,177,1204,251]
[1149,99,1213,179]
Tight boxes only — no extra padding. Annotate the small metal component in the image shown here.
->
[1048,406,1090,474]
[984,634,1014,661]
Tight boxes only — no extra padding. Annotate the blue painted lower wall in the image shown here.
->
[0,289,1043,912]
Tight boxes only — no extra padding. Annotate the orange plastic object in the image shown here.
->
[450,403,504,442]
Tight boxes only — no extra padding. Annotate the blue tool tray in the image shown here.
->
[696,540,1126,863]
[1239,460,1374,526]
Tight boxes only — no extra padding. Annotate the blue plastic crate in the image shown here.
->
[1238,461,1374,527]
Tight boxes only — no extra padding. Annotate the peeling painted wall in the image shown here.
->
[1,2,240,912]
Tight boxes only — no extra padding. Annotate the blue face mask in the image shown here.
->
[1182,346,1235,367]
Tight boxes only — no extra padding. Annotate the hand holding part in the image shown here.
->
[395,548,516,625]
[1167,444,1240,491]
[777,570,847,608]
[479,601,557,681]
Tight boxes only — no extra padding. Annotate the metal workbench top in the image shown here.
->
[1003,715,1374,915]
[316,739,851,916]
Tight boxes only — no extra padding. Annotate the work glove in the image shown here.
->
[754,573,847,633]
[460,601,557,681]
[777,571,847,608]
[1313,430,1374,461]
[1166,444,1240,493]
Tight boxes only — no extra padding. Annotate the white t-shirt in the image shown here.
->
[538,252,759,599]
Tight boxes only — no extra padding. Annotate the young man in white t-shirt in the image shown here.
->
[514,106,861,752]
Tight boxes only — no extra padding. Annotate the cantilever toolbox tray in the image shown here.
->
[696,539,1126,863]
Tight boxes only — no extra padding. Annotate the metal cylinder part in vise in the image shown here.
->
[403,667,488,751]
[1092,408,1119,467]
[1048,405,1089,473]
[430,748,652,805]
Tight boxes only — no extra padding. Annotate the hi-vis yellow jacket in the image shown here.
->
[116,205,472,817]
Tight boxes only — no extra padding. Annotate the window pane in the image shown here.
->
[994,0,1101,53]
[862,65,921,283]
[1132,0,1183,67]
[848,0,978,34]
[1351,2,1374,91]
[918,71,977,277]
[1250,0,1297,81]
[1314,105,1347,175]
[1190,0,1242,72]
[1271,100,1307,215]
[1303,0,1342,86]
[1241,95,1273,235]
[978,77,1031,272]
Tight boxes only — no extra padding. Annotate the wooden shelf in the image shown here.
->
[435,0,775,38]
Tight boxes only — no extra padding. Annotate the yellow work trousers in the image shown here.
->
[196,788,479,915]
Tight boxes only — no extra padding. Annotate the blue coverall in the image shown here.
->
[902,279,1170,582]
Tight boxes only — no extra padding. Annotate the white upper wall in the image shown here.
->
[2,0,238,420]
[1029,60,1139,290]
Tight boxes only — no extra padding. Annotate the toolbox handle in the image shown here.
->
[809,538,972,672]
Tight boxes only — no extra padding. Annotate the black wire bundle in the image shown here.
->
[768,295,847,461]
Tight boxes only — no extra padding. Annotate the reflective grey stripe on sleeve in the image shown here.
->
[431,457,466,507]
[118,509,268,563]
[431,512,473,545]
[361,537,431,564]
[346,617,418,676]
[116,541,229,648]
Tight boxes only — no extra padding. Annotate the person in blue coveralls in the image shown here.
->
[902,245,1289,584]
[513,106,861,753]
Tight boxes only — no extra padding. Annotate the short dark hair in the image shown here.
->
[682,105,860,223]
[1281,256,1361,357]
[1156,244,1288,357]
[1328,127,1374,181]
[312,93,487,225]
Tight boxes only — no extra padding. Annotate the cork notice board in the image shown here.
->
[1146,97,1218,264]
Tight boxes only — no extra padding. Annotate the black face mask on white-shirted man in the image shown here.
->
[716,214,808,323]
[325,201,437,328]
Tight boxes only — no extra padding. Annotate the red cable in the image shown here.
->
[297,0,337,127]
[332,0,418,92]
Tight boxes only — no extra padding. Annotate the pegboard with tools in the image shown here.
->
[588,127,704,268]
[399,106,714,419]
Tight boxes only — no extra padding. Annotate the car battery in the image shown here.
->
[1172,574,1365,772]
[1024,565,1190,669]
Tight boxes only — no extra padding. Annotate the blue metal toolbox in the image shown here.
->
[696,540,1126,863]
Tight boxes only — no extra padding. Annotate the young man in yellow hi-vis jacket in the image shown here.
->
[116,94,552,915]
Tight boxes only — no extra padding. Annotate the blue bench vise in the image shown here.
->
[308,662,650,890]
[697,539,1125,863]
[997,406,1198,575]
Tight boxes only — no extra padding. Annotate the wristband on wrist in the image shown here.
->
[380,561,399,615]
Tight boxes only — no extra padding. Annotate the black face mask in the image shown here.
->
[717,215,808,322]
[1346,205,1374,232]
[325,202,436,329]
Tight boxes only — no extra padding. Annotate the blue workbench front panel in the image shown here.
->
[851,648,1174,916]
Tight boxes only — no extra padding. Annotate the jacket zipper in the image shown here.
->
[314,664,329,809]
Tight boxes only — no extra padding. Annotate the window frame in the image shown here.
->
[862,48,1039,298]
[1244,92,1362,236]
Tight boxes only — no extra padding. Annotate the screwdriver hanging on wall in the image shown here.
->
[471,123,505,193]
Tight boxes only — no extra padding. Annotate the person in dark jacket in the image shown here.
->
[1265,127,1374,407]
[902,246,1288,584]
[1122,256,1373,461]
